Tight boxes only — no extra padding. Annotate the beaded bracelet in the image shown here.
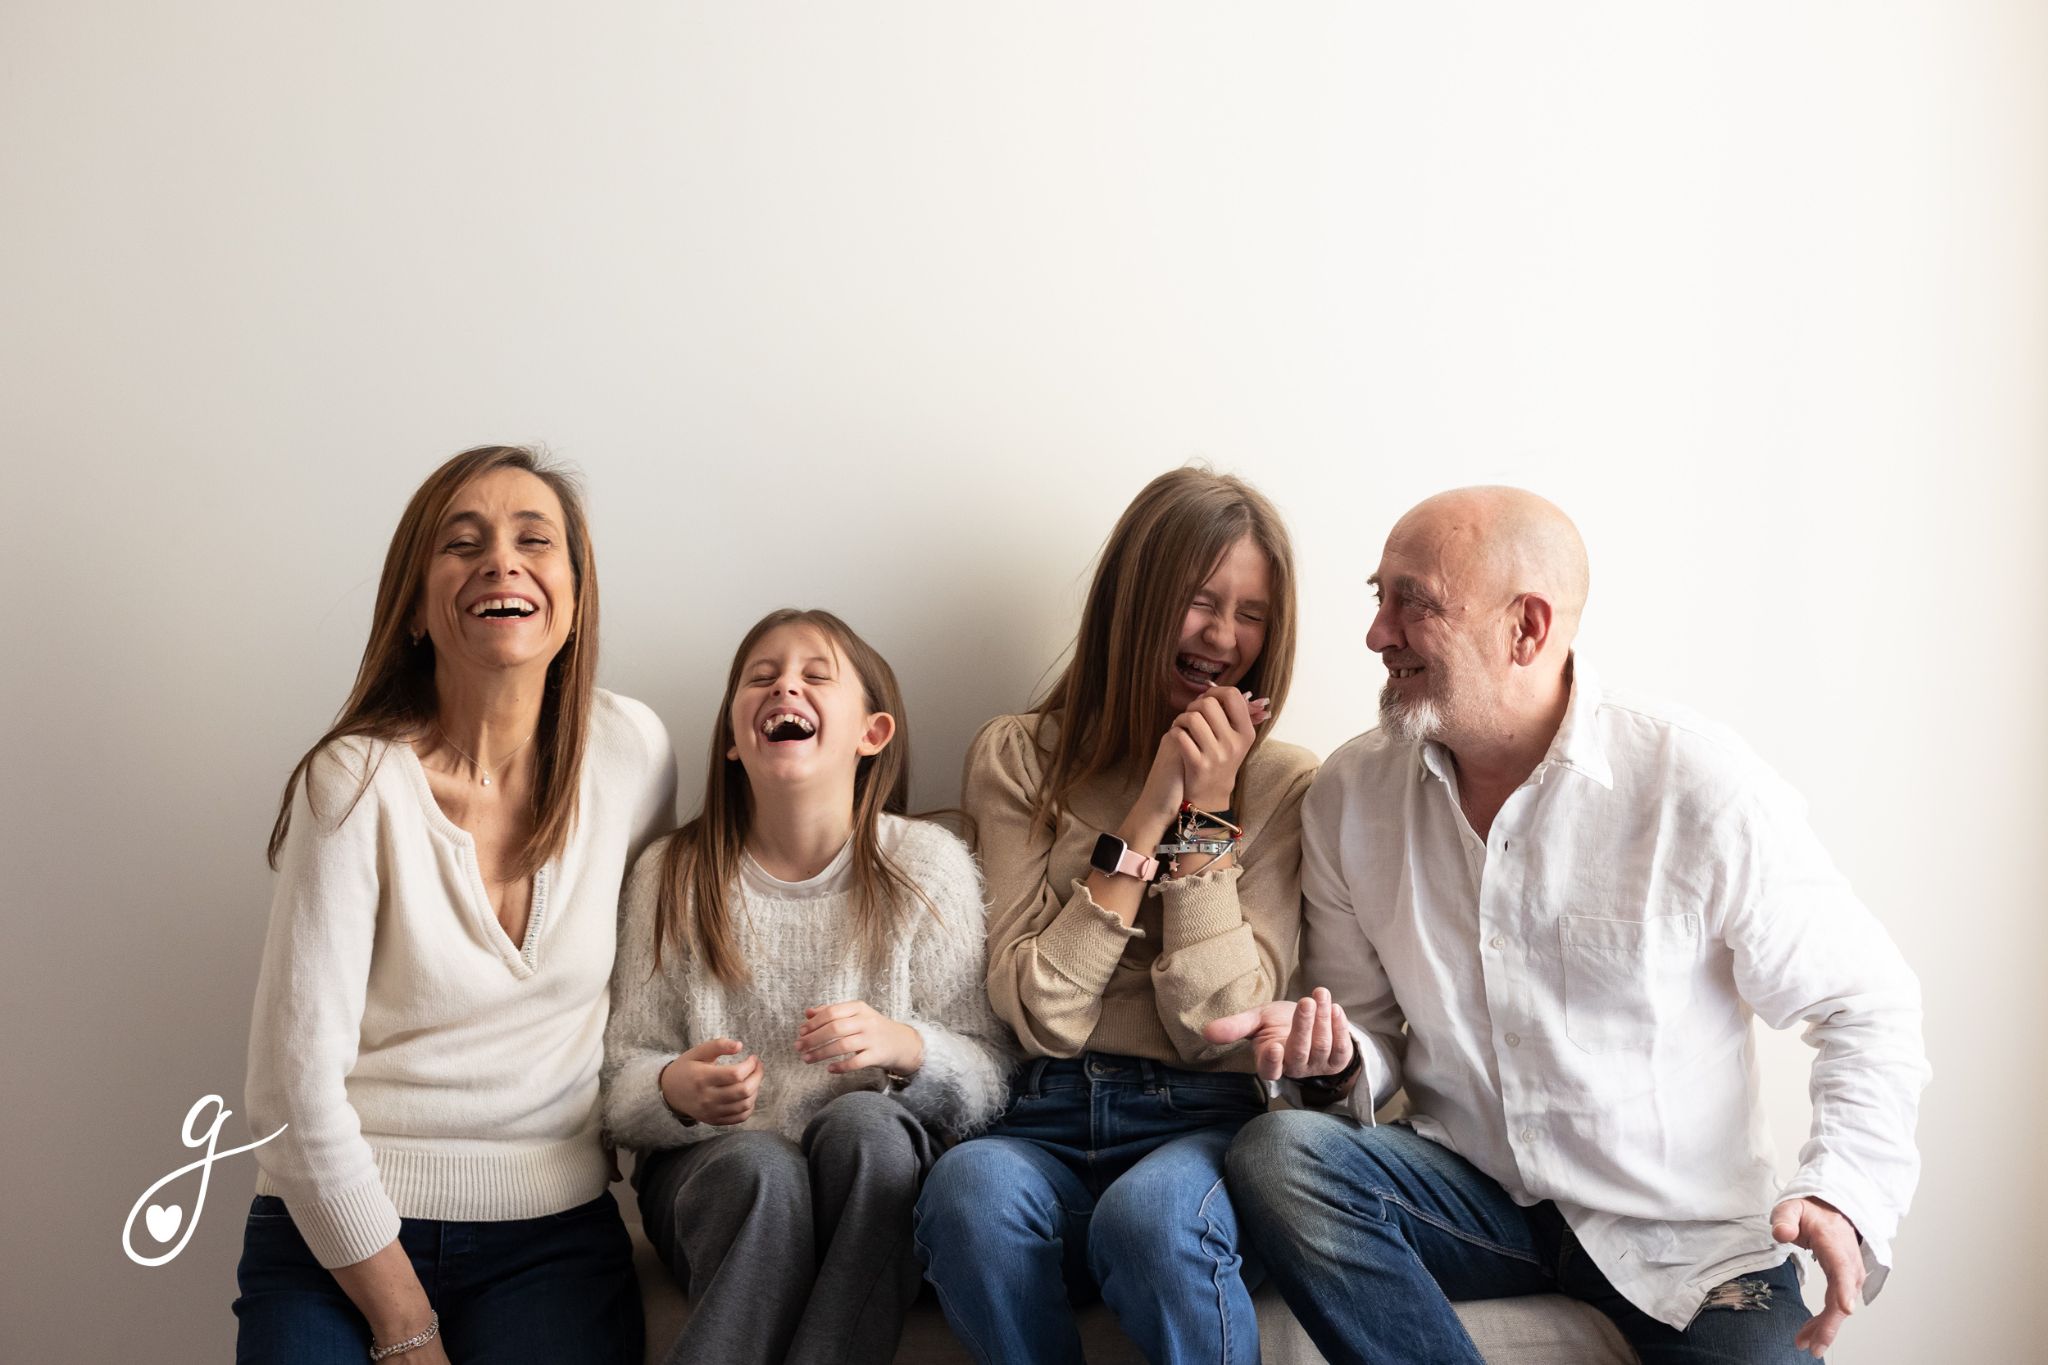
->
[1157,791,1245,874]
[1152,802,1246,877]
[369,1311,440,1361]
[1175,802,1242,841]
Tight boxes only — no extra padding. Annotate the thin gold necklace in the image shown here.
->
[434,724,537,788]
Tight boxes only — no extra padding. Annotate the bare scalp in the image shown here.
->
[1394,486,1589,632]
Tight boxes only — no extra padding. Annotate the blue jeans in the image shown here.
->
[231,1192,642,1365]
[912,1053,1270,1365]
[1228,1112,1814,1365]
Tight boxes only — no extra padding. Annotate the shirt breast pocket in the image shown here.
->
[1557,913,1701,1055]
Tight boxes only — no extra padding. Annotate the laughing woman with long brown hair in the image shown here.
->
[234,447,676,1365]
[913,467,1318,1364]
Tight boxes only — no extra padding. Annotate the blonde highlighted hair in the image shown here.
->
[653,609,931,987]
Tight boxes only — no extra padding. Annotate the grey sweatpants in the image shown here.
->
[636,1089,938,1365]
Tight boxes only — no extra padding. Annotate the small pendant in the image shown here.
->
[481,776,491,786]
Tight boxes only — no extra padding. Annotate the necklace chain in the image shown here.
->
[435,724,538,787]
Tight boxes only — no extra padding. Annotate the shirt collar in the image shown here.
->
[1540,654,1613,789]
[1411,653,1614,791]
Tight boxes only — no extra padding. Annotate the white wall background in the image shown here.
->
[4,2,2043,1359]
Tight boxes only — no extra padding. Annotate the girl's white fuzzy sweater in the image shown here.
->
[602,814,1015,1153]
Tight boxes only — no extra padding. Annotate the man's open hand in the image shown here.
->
[1771,1196,1863,1358]
[1203,986,1355,1084]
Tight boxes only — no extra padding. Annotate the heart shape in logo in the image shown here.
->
[145,1203,183,1243]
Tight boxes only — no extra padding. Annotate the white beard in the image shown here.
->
[1379,686,1446,744]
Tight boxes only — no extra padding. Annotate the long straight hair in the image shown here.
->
[653,609,930,986]
[1029,466,1297,828]
[267,445,600,877]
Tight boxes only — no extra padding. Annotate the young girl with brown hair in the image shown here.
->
[603,608,1012,1365]
[913,468,1317,1364]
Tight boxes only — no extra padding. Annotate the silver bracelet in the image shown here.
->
[369,1310,439,1361]
[1155,838,1238,858]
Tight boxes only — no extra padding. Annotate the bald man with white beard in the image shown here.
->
[1206,489,1927,1363]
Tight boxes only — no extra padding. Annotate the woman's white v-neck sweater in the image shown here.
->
[244,689,676,1269]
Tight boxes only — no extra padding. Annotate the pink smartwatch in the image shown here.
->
[1090,832,1159,882]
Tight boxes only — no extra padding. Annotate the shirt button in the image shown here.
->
[1490,935,1506,950]
[1521,1127,1537,1143]
[1504,1032,1521,1048]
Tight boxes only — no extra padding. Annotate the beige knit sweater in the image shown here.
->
[965,713,1317,1072]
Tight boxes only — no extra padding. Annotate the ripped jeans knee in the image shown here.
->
[1699,1275,1776,1312]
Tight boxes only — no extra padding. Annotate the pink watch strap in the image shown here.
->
[1113,845,1158,881]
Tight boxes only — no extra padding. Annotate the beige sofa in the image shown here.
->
[619,1185,1636,1364]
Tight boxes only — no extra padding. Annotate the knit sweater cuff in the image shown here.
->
[606,1051,718,1152]
[1036,880,1142,996]
[1152,864,1247,953]
[282,1169,404,1270]
[897,1021,1006,1135]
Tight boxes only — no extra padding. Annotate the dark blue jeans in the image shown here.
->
[1229,1112,1814,1365]
[912,1053,1270,1365]
[231,1192,642,1365]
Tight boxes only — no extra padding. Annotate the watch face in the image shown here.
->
[1090,832,1126,876]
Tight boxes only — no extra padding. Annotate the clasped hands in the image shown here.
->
[1137,685,1270,825]
[658,1001,923,1126]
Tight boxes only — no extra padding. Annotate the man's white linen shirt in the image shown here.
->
[1298,664,1928,1329]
